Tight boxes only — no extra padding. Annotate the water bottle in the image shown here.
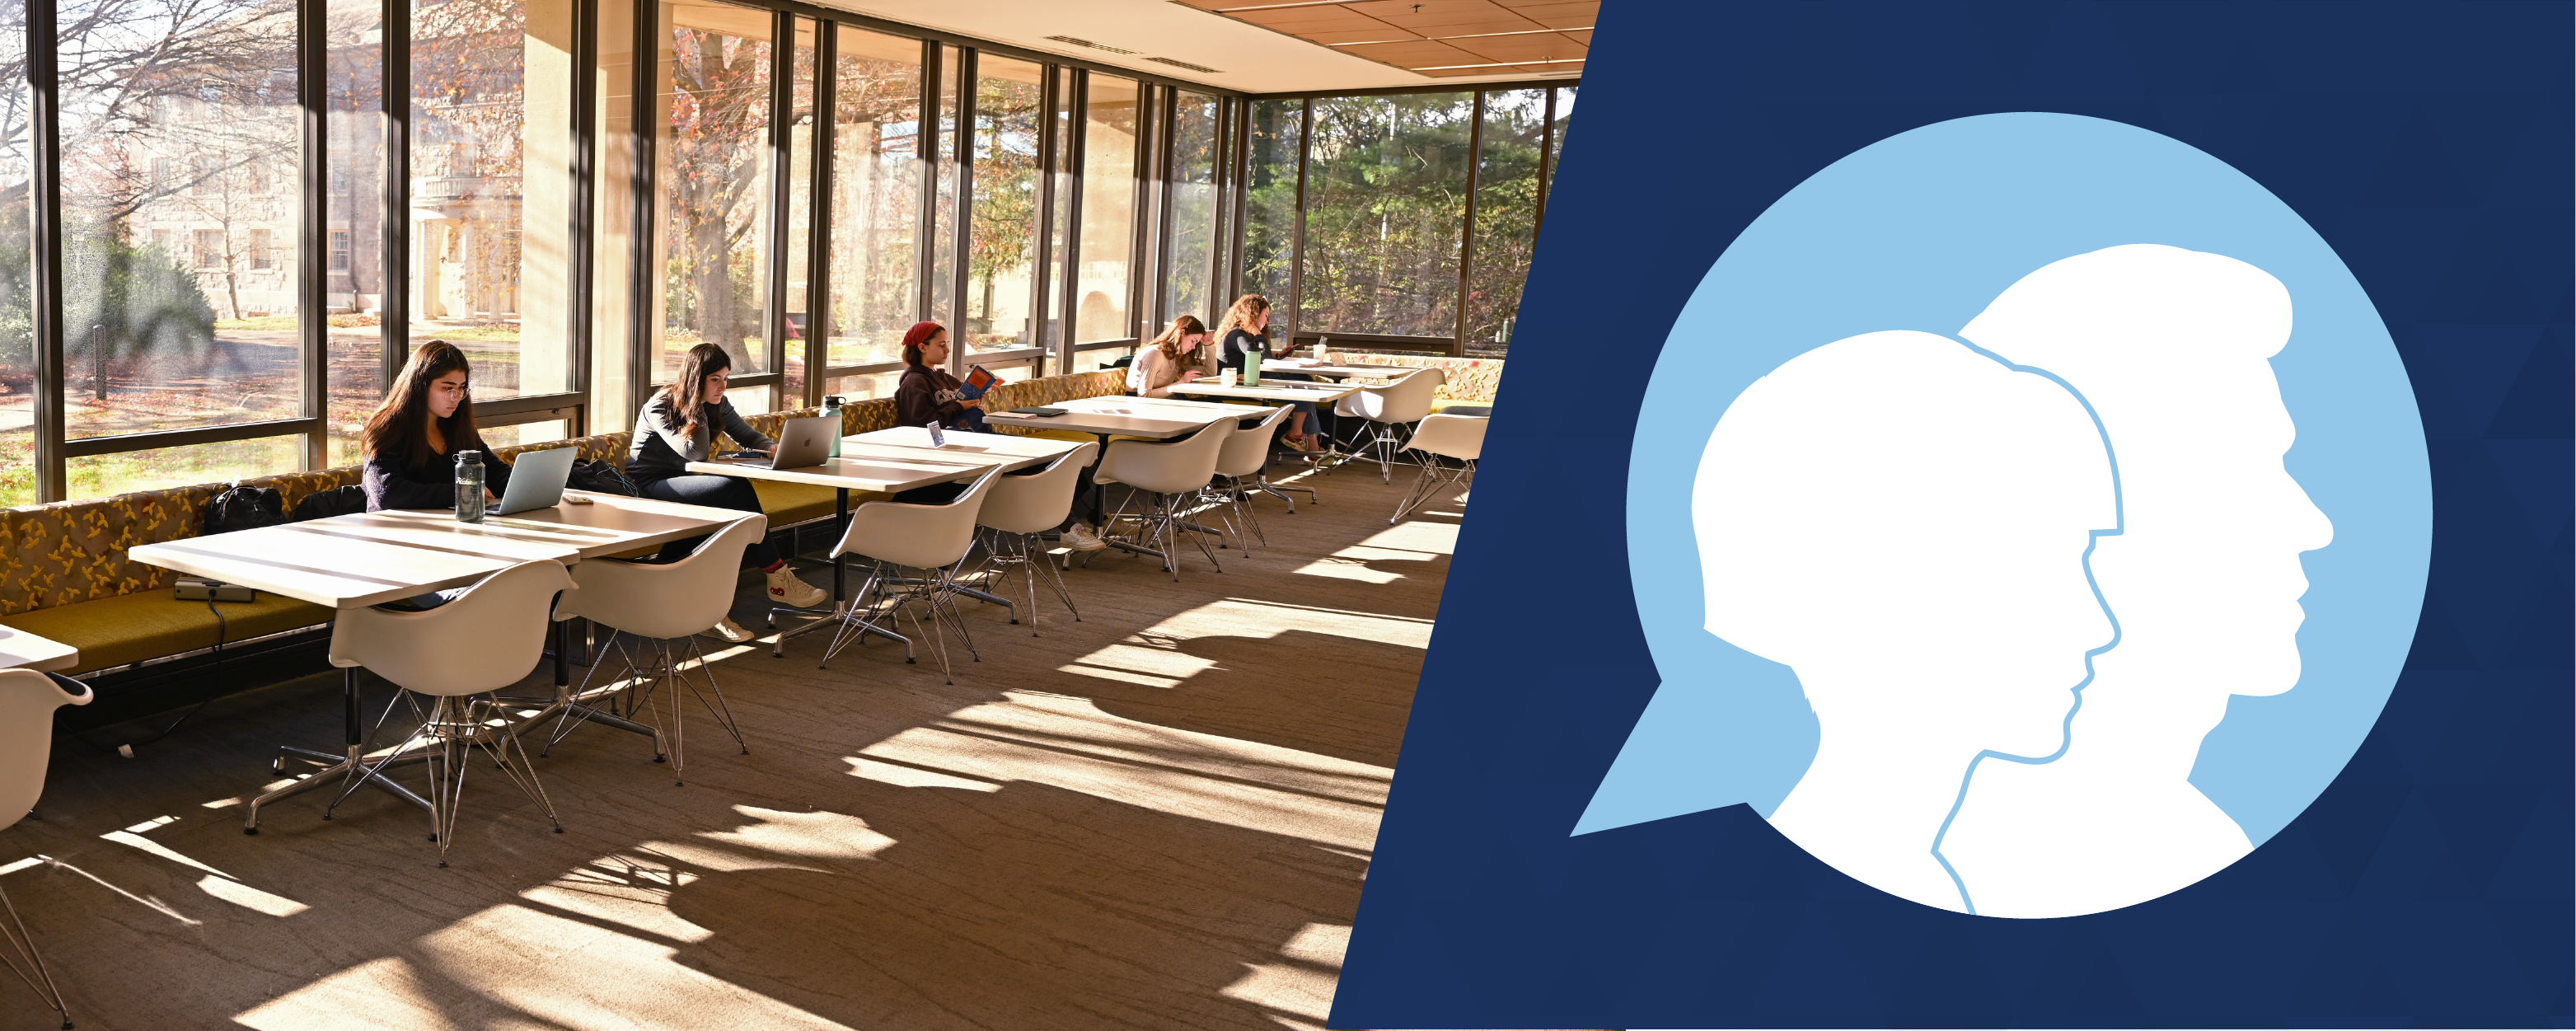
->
[822,395,845,457]
[454,451,486,523]
[1244,346,1262,387]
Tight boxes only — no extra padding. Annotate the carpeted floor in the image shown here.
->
[0,462,1463,1030]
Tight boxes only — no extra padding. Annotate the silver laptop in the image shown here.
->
[742,413,837,470]
[493,445,578,515]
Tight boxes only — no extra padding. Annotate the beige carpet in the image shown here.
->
[0,464,1465,1030]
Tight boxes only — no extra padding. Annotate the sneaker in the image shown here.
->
[1280,433,1314,452]
[766,567,830,608]
[1062,523,1108,551]
[704,617,756,644]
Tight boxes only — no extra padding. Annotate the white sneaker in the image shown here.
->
[1062,523,1108,551]
[704,617,756,644]
[766,567,829,608]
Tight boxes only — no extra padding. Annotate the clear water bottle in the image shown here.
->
[822,395,845,457]
[454,451,485,523]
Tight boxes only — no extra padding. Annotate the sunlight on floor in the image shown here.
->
[1294,509,1462,583]
[1220,922,1351,1027]
[1060,596,1433,691]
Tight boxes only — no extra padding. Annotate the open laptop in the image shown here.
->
[492,445,578,515]
[728,413,838,470]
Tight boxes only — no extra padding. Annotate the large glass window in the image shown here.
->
[0,0,27,504]
[413,0,575,402]
[826,26,922,368]
[1239,98,1300,344]
[780,17,816,402]
[57,0,302,463]
[657,0,773,396]
[1164,91,1220,327]
[326,0,386,465]
[589,0,638,431]
[1301,91,1473,339]
[965,55,1042,353]
[1073,74,1138,344]
[1466,89,1548,357]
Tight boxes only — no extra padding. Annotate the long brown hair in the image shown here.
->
[663,343,733,442]
[1215,293,1270,343]
[1150,316,1209,365]
[363,340,485,469]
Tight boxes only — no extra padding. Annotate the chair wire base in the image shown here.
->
[335,691,562,866]
[1094,486,1225,579]
[541,632,749,787]
[1391,456,1475,524]
[0,876,72,1029]
[820,560,981,685]
[975,531,1081,635]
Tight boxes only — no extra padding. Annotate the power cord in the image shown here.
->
[77,595,227,758]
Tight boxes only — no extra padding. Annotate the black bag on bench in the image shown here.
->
[202,483,284,536]
[569,458,640,497]
[291,485,368,521]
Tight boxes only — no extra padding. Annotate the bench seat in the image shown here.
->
[1,590,335,675]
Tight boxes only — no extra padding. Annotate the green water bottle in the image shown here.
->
[822,395,845,457]
[1244,347,1262,387]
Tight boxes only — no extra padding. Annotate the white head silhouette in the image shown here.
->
[1963,245,2332,702]
[1694,330,2119,910]
[1937,244,2336,918]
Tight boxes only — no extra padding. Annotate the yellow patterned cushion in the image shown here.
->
[1323,352,1504,405]
[1,590,335,674]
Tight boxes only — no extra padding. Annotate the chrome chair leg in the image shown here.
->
[0,875,72,1030]
[1391,457,1475,523]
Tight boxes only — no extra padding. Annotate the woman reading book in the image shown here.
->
[896,321,991,433]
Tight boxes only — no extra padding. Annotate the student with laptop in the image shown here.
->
[627,342,831,640]
[362,339,513,512]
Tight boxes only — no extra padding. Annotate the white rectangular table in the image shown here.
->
[983,396,1245,440]
[687,442,1047,655]
[0,626,77,673]
[128,495,745,832]
[1166,380,1361,404]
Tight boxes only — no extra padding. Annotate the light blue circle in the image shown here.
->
[1580,113,2431,852]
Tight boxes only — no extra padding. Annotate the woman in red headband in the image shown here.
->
[894,321,988,433]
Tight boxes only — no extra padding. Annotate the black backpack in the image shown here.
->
[291,485,368,522]
[569,459,640,497]
[201,483,284,535]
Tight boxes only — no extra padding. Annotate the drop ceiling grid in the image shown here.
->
[1176,0,1593,79]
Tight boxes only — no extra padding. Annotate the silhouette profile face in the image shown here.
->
[1695,330,2119,760]
[1963,246,2332,700]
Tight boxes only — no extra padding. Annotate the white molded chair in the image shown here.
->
[975,443,1097,635]
[1096,419,1231,579]
[1209,403,1298,547]
[1391,412,1486,523]
[0,668,88,1030]
[328,559,574,867]
[549,514,765,785]
[1331,368,1445,482]
[821,466,1006,683]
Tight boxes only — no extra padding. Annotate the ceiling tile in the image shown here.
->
[1444,32,1582,63]
[1493,1,1595,29]
[1232,7,1390,30]
[1174,0,1229,9]
[1557,28,1591,45]
[1309,27,1421,45]
[1344,0,1543,34]
[1338,39,1487,68]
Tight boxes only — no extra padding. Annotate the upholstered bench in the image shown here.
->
[1320,352,1504,414]
[0,369,1140,683]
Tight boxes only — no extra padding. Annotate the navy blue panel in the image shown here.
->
[1333,2,2572,1025]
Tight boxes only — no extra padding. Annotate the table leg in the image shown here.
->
[832,486,848,601]
[243,666,432,834]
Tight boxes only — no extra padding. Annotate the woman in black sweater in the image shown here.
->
[358,340,513,610]
[625,342,831,641]
[1213,293,1320,451]
[893,321,990,432]
[361,339,511,513]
